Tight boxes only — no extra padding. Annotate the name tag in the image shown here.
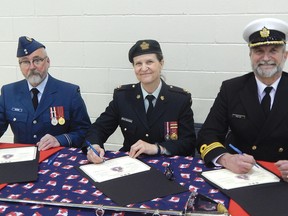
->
[121,117,133,123]
[11,107,23,112]
[232,114,246,119]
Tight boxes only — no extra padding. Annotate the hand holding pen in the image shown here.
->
[86,140,105,163]
[229,144,259,168]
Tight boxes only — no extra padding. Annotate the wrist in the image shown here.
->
[217,153,231,167]
[155,143,161,155]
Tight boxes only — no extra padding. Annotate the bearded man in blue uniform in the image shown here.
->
[0,36,91,150]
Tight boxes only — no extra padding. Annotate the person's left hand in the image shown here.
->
[129,139,158,158]
[37,134,60,151]
[275,160,288,182]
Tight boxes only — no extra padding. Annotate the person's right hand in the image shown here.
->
[217,153,256,174]
[87,144,105,164]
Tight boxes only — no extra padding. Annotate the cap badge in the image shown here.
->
[260,27,270,38]
[25,36,32,42]
[140,42,149,50]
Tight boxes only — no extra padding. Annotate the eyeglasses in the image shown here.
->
[184,191,229,215]
[19,56,48,68]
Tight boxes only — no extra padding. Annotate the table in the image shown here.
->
[0,145,230,215]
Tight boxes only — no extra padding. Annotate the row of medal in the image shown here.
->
[164,121,178,141]
[50,106,65,126]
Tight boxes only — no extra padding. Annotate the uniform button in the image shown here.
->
[13,118,16,121]
[252,145,257,150]
[145,134,149,137]
[33,135,37,138]
[278,148,284,153]
[33,120,37,124]
[124,128,127,131]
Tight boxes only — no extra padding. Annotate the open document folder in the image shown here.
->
[76,156,188,206]
[0,146,39,184]
[202,165,288,216]
[201,165,280,190]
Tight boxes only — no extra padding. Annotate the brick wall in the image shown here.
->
[0,0,288,150]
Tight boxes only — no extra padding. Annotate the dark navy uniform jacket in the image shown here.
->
[0,74,91,147]
[85,81,196,156]
[197,72,288,166]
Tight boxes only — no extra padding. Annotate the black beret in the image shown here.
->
[128,39,162,63]
[17,36,45,57]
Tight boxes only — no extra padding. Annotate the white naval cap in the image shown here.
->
[243,18,288,47]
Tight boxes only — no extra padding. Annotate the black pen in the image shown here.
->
[229,144,259,168]
[86,140,105,162]
[48,152,60,165]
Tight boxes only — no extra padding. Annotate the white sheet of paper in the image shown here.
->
[79,156,151,182]
[202,166,280,189]
[0,146,37,163]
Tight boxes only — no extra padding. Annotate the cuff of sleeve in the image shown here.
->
[200,142,226,163]
[212,153,225,167]
[55,134,72,147]
[155,143,161,155]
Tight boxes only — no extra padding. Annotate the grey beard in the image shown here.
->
[253,61,284,78]
[27,72,44,86]
[254,65,279,78]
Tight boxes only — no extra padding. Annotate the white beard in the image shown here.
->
[27,72,44,86]
[253,60,285,78]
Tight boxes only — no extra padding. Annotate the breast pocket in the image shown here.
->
[7,110,28,124]
[6,110,28,136]
[120,120,137,135]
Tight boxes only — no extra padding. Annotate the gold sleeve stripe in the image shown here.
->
[200,142,225,159]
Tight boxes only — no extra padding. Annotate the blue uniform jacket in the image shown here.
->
[0,74,91,147]
[85,81,196,156]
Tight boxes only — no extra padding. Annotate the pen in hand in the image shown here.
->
[86,140,105,162]
[229,144,259,168]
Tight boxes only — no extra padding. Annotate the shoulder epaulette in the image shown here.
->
[168,85,190,95]
[115,84,138,91]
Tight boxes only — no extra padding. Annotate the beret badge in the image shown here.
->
[140,41,149,50]
[260,27,270,38]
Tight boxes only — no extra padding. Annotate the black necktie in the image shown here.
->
[31,88,39,110]
[146,95,155,121]
[261,86,273,117]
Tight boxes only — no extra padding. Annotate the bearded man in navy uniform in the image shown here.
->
[0,36,91,150]
[197,18,288,181]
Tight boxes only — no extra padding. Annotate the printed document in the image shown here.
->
[0,146,37,163]
[202,166,280,189]
[79,156,151,182]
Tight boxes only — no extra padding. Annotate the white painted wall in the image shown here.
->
[1,0,288,150]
